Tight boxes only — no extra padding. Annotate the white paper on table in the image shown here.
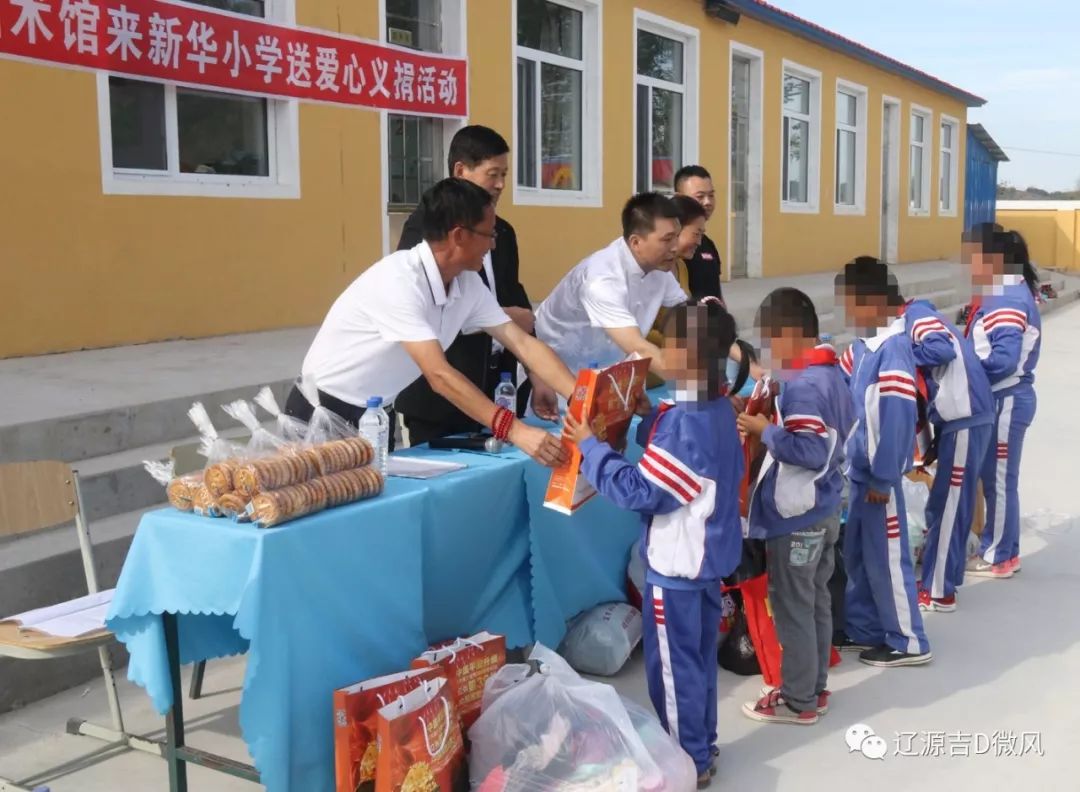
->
[2,589,114,638]
[386,457,467,480]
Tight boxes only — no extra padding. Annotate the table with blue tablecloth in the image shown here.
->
[106,430,648,792]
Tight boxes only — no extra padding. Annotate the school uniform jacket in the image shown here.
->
[899,299,994,432]
[842,319,918,493]
[578,400,744,590]
[966,277,1041,396]
[748,358,854,540]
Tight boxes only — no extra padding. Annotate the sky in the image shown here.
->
[772,0,1080,191]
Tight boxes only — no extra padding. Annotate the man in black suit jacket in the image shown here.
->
[674,165,725,303]
[396,126,546,446]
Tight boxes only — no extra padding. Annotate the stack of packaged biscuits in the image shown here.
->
[145,398,385,528]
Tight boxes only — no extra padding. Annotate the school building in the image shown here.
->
[1,0,988,359]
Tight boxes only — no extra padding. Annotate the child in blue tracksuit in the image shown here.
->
[835,258,931,667]
[962,224,1042,578]
[564,300,743,789]
[897,298,994,611]
[737,288,854,725]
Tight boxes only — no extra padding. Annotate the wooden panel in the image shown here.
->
[170,441,205,477]
[0,461,78,537]
[0,621,112,659]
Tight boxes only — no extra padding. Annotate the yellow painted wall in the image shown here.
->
[471,0,967,294]
[0,1,384,359]
[0,0,973,358]
[997,208,1080,271]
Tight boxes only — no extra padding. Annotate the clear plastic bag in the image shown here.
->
[254,385,308,444]
[621,698,696,792]
[469,644,695,792]
[299,376,356,445]
[188,402,241,465]
[902,475,930,564]
[558,603,642,677]
[143,458,203,513]
[222,398,287,456]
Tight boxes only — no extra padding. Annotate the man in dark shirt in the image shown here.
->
[396,126,543,446]
[674,165,724,303]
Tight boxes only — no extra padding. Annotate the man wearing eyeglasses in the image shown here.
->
[286,178,573,467]
[394,126,543,447]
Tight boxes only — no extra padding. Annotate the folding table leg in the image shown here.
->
[163,613,188,792]
[189,660,207,700]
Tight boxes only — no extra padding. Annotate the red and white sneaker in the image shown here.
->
[917,587,957,613]
[743,689,819,724]
[965,556,1013,579]
[759,685,830,714]
[1009,556,1022,574]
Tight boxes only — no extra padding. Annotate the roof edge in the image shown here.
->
[719,0,986,108]
[968,123,1010,162]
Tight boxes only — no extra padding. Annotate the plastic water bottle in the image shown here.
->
[359,397,390,477]
[494,372,517,413]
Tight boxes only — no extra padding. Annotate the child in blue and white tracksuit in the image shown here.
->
[738,288,854,725]
[962,225,1042,578]
[900,299,994,610]
[836,258,931,666]
[564,301,743,787]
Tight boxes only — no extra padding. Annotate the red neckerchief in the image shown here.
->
[963,296,982,338]
[790,344,839,370]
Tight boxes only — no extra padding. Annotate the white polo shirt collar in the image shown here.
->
[418,241,462,307]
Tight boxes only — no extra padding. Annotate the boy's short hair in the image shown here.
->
[662,300,738,397]
[622,192,680,240]
[446,125,509,174]
[420,178,493,242]
[835,256,904,306]
[673,165,713,191]
[671,194,707,226]
[757,288,820,339]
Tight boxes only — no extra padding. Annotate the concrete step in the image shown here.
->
[74,427,252,524]
[0,379,295,467]
[0,505,155,714]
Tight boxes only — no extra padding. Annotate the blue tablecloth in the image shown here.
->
[106,441,643,792]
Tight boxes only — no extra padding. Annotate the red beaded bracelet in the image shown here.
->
[492,407,514,441]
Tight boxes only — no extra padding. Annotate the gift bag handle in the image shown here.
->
[419,696,452,758]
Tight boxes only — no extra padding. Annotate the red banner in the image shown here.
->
[0,0,468,116]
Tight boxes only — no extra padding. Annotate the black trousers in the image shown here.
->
[283,385,397,452]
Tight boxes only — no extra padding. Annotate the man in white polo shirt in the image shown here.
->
[534,192,688,380]
[285,178,573,466]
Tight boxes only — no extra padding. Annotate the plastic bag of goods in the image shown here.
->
[558,602,642,677]
[902,474,930,565]
[469,644,696,792]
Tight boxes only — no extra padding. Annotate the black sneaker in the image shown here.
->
[711,745,720,758]
[858,644,933,667]
[835,634,874,652]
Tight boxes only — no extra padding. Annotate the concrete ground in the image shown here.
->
[3,303,1079,791]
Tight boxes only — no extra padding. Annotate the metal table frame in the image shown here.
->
[162,613,261,791]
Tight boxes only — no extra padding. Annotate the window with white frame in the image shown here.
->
[781,64,821,211]
[834,82,866,213]
[939,117,959,215]
[515,0,600,204]
[909,107,932,213]
[634,15,697,194]
[385,0,450,210]
[101,0,298,198]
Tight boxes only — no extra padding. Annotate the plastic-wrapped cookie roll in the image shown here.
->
[319,467,385,508]
[234,454,314,497]
[216,492,249,518]
[166,472,204,512]
[311,437,374,476]
[205,459,242,498]
[248,478,327,527]
[192,483,224,518]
